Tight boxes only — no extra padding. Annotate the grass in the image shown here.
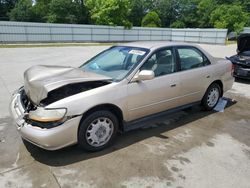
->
[0,42,117,48]
[226,40,237,45]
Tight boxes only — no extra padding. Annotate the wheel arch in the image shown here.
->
[201,79,223,110]
[79,103,124,133]
[210,80,223,96]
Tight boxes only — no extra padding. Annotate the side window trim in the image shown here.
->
[173,47,181,72]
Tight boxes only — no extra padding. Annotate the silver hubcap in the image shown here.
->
[85,117,114,147]
[207,87,219,107]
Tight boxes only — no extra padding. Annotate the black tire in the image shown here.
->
[78,110,119,151]
[202,83,222,111]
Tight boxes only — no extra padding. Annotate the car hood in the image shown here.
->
[237,34,250,53]
[24,65,111,105]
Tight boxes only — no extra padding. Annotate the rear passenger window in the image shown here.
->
[177,47,210,71]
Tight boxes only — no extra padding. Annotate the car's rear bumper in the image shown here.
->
[9,89,81,150]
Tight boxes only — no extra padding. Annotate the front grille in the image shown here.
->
[20,89,36,112]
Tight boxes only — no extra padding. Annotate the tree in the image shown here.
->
[74,0,89,24]
[210,4,249,33]
[9,0,33,21]
[241,0,250,26]
[155,0,200,28]
[128,0,154,27]
[129,0,162,27]
[175,0,199,28]
[3,0,250,30]
[171,20,185,28]
[242,0,250,12]
[32,0,51,22]
[0,0,17,20]
[129,0,145,26]
[141,11,161,27]
[216,0,238,4]
[154,0,173,27]
[85,0,132,28]
[46,0,80,24]
[197,0,216,28]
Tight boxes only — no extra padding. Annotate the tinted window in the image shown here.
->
[177,47,210,71]
[240,51,250,56]
[140,48,176,77]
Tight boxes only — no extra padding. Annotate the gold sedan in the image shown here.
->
[10,42,234,151]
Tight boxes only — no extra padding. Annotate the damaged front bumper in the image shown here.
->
[9,88,82,150]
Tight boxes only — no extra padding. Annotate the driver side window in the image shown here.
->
[140,48,176,77]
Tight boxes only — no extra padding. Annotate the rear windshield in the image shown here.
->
[240,51,250,56]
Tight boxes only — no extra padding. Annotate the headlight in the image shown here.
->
[28,107,67,122]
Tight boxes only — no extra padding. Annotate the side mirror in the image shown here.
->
[132,70,155,82]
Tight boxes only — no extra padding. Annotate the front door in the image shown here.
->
[127,48,181,121]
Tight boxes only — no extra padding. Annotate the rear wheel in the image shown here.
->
[78,110,118,151]
[202,83,221,111]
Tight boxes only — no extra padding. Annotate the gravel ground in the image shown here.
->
[0,43,249,188]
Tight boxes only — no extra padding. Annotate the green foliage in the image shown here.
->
[153,0,173,27]
[0,0,17,20]
[156,0,200,28]
[210,4,249,33]
[177,0,199,28]
[171,20,186,28]
[85,0,132,28]
[197,0,216,28]
[128,0,154,27]
[3,0,250,33]
[75,0,89,24]
[9,0,34,21]
[141,11,161,27]
[46,0,78,23]
[32,0,51,22]
[128,0,144,26]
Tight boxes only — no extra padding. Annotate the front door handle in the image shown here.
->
[170,84,176,87]
[206,75,210,78]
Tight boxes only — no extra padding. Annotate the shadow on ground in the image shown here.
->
[235,78,250,84]
[23,99,236,167]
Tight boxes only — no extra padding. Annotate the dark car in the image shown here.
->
[228,34,250,79]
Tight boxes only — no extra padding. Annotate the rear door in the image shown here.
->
[175,46,213,105]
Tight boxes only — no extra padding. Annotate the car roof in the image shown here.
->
[118,41,216,63]
[119,41,197,50]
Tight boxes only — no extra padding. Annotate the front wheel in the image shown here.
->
[78,110,118,151]
[202,83,221,111]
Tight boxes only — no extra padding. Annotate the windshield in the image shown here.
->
[80,46,149,81]
[240,51,250,56]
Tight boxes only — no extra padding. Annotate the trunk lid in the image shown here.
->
[24,65,111,105]
[237,34,250,54]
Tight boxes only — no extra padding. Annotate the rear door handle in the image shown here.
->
[206,75,210,78]
[170,84,176,87]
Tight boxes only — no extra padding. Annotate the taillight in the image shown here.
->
[231,63,235,76]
